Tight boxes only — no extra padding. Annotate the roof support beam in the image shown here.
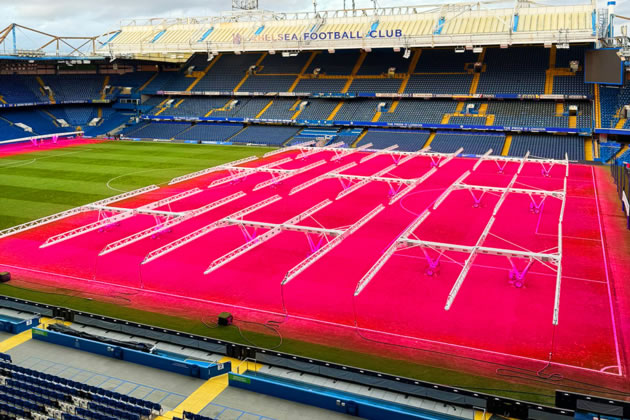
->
[142,195,282,264]
[99,191,246,256]
[204,199,333,274]
[0,185,159,240]
[283,204,385,285]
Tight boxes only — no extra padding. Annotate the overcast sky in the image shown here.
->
[2,0,628,50]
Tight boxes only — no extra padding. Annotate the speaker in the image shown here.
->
[218,312,233,326]
[0,272,10,283]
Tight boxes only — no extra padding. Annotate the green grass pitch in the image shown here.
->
[0,140,554,402]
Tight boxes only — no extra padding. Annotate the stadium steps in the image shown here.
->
[478,103,488,115]
[611,144,630,162]
[154,98,172,116]
[388,100,399,113]
[186,54,222,92]
[173,99,185,108]
[555,102,564,116]
[327,101,344,120]
[233,53,268,93]
[224,125,249,142]
[469,72,481,94]
[594,84,602,128]
[205,99,234,117]
[584,138,594,160]
[569,115,577,128]
[287,51,319,93]
[340,50,367,93]
[544,45,557,94]
[423,132,436,148]
[501,135,512,156]
[397,49,421,94]
[138,72,159,92]
[455,102,465,113]
[615,118,627,129]
[372,111,382,122]
[36,76,55,103]
[351,129,367,147]
[255,100,274,118]
[486,114,495,125]
[100,76,109,100]
[440,114,450,124]
[40,110,61,128]
[291,108,303,120]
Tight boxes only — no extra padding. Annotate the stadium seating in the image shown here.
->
[430,132,505,155]
[238,75,297,92]
[334,100,387,122]
[357,49,410,75]
[292,78,348,93]
[257,52,310,74]
[379,100,458,124]
[1,109,67,135]
[173,123,244,142]
[348,78,402,93]
[477,47,548,94]
[0,75,48,104]
[125,121,190,139]
[0,358,161,420]
[357,129,430,151]
[508,134,584,160]
[305,50,361,75]
[405,74,472,94]
[229,125,301,145]
[41,75,104,102]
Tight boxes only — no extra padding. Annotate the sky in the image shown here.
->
[1,0,628,51]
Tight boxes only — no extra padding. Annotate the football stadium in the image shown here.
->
[0,0,629,419]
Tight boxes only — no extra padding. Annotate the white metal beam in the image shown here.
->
[142,195,282,264]
[389,167,438,205]
[40,188,199,248]
[359,144,399,163]
[204,199,333,274]
[354,210,433,296]
[444,166,523,311]
[0,185,160,240]
[252,159,326,191]
[336,163,397,200]
[98,191,246,256]
[331,142,373,162]
[263,141,315,158]
[168,156,259,185]
[289,161,358,195]
[283,204,385,285]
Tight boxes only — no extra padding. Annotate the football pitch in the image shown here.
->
[0,139,626,404]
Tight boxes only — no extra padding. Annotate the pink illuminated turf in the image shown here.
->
[0,137,103,158]
[0,148,623,375]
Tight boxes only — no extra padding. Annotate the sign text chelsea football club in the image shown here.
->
[233,29,403,44]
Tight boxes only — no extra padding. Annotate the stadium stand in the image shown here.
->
[357,129,431,151]
[477,46,548,94]
[173,122,244,142]
[229,125,301,145]
[508,134,584,160]
[430,132,506,155]
[0,357,161,419]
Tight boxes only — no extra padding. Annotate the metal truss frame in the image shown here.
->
[203,199,335,275]
[0,185,160,240]
[168,156,259,185]
[40,188,201,248]
[252,159,327,191]
[98,191,246,256]
[359,144,400,164]
[142,195,282,264]
[262,141,315,158]
[282,204,385,285]
[297,141,345,160]
[289,161,358,196]
[331,142,373,162]
[353,151,570,325]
